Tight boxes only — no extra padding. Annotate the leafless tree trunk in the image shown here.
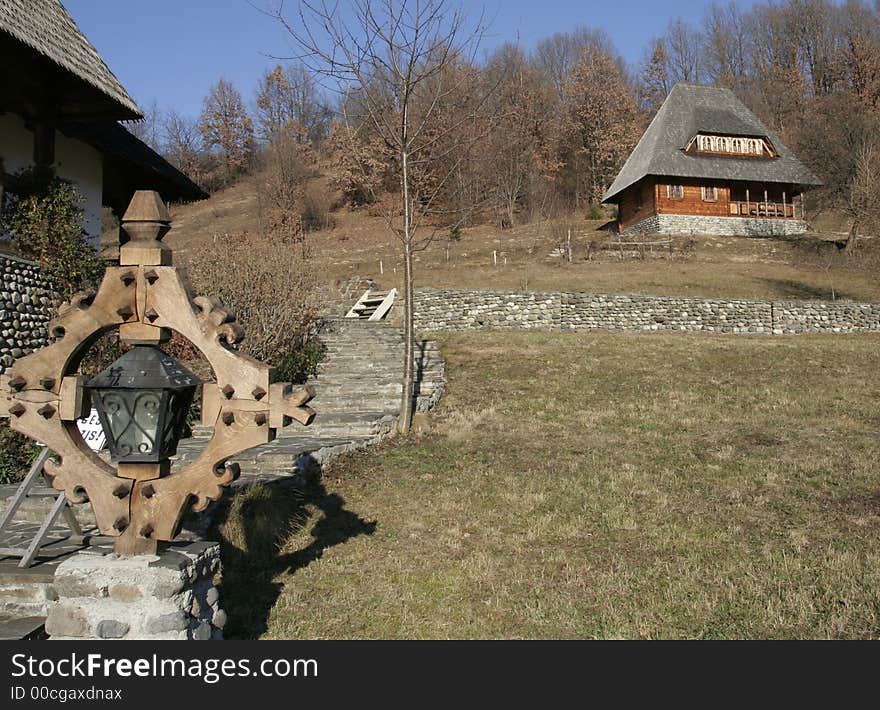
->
[264,0,490,433]
[846,138,880,253]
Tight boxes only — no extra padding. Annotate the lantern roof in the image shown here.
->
[86,346,200,391]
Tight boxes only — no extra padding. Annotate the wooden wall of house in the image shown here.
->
[655,178,731,217]
[616,177,805,228]
[618,180,657,228]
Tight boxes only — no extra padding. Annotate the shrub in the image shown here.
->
[185,232,325,376]
[2,177,104,301]
[300,182,334,232]
[585,203,604,220]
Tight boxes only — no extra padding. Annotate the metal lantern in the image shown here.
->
[85,345,200,463]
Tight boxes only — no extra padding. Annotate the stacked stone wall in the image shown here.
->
[414,288,880,336]
[0,253,55,372]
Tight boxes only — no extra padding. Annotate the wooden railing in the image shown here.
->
[730,200,801,219]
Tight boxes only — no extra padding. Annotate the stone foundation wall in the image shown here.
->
[621,213,809,237]
[46,542,226,640]
[0,253,55,372]
[414,288,880,336]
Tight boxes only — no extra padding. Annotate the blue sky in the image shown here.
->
[64,0,752,119]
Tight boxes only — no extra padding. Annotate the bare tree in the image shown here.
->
[638,38,670,114]
[564,45,641,206]
[482,43,553,226]
[255,62,332,143]
[128,98,162,152]
[162,109,201,177]
[703,1,749,89]
[533,26,616,102]
[265,0,491,433]
[845,136,880,252]
[665,18,703,83]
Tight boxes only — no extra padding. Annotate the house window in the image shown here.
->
[667,184,684,199]
[702,186,717,202]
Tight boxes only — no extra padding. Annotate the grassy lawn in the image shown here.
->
[168,181,880,303]
[216,331,880,639]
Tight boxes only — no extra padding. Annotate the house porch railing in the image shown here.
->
[729,199,804,220]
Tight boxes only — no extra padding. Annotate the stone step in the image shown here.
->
[0,615,46,640]
[312,376,445,387]
[320,339,436,347]
[317,353,443,365]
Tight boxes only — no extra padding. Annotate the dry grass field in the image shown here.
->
[215,330,880,639]
[166,179,880,303]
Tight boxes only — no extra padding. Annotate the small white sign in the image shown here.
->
[77,409,107,452]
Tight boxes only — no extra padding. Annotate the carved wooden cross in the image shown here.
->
[0,191,315,555]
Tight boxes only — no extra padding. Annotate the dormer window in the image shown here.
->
[690,133,776,157]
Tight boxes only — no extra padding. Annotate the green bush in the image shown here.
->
[585,204,605,220]
[274,339,324,385]
[3,177,104,301]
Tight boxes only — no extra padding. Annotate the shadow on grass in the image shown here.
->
[212,457,376,639]
[757,278,857,301]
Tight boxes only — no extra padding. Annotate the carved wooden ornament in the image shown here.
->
[0,191,315,555]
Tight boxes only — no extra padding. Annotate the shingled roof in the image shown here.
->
[0,0,141,119]
[602,83,821,203]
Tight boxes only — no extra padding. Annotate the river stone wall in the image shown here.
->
[414,288,880,336]
[0,253,55,372]
[621,214,809,237]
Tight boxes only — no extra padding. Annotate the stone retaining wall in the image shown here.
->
[621,213,809,237]
[0,253,55,372]
[414,288,880,336]
[46,542,226,640]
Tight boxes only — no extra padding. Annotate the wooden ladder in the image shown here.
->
[345,288,397,321]
[0,448,83,568]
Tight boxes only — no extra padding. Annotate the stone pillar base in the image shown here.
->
[46,541,226,640]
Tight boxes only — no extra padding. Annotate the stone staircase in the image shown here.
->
[175,318,445,479]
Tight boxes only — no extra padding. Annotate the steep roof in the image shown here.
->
[0,0,141,119]
[602,83,821,203]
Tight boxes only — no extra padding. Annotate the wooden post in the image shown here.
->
[764,190,769,216]
[745,189,750,216]
[782,191,787,218]
[0,191,316,557]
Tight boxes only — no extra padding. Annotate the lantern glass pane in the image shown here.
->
[97,389,164,459]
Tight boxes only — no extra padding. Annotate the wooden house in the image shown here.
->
[0,0,205,243]
[602,83,821,237]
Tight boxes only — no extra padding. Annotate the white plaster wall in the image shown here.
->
[0,112,104,245]
[55,129,103,244]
